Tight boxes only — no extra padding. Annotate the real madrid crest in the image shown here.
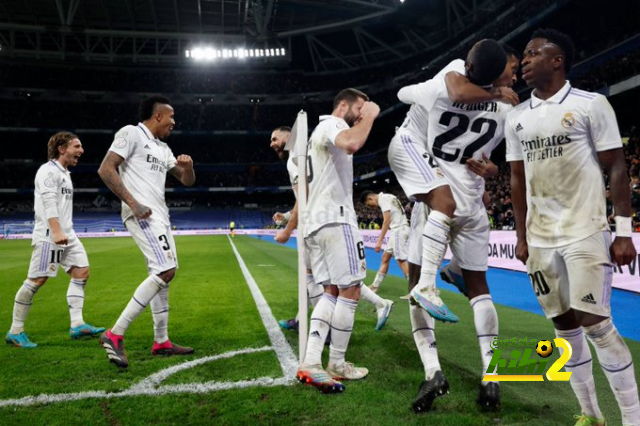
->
[561,112,575,129]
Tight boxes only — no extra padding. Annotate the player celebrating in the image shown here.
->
[296,88,380,393]
[5,132,105,348]
[507,29,640,426]
[391,40,519,412]
[360,190,409,292]
[97,96,195,368]
[270,126,394,332]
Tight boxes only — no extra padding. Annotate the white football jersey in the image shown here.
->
[378,192,408,229]
[418,77,511,217]
[286,155,298,193]
[32,160,76,244]
[302,115,357,236]
[108,123,177,226]
[397,59,466,145]
[505,81,621,248]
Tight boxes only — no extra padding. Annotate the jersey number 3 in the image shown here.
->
[432,112,497,164]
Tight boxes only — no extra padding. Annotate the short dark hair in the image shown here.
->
[360,190,376,204]
[47,131,78,160]
[274,126,291,133]
[466,39,507,86]
[531,28,575,73]
[139,96,171,122]
[502,44,520,60]
[333,88,369,111]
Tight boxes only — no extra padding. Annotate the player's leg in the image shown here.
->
[452,212,499,409]
[370,251,391,292]
[101,218,178,368]
[387,132,456,320]
[529,244,605,425]
[297,232,344,393]
[63,239,105,339]
[6,242,57,348]
[565,232,640,426]
[393,225,410,280]
[324,224,369,380]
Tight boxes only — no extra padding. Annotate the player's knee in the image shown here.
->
[30,277,48,287]
[325,285,339,298]
[158,268,176,284]
[71,267,90,280]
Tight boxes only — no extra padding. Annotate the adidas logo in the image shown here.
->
[310,331,321,339]
[581,293,596,304]
[515,123,523,132]
[144,144,151,149]
[429,342,437,348]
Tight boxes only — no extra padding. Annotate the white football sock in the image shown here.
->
[584,319,640,425]
[328,296,359,367]
[360,282,385,309]
[150,286,170,344]
[410,303,440,380]
[10,280,40,334]
[555,327,602,419]
[307,274,323,308]
[372,272,386,288]
[416,210,451,292]
[67,278,86,328]
[471,294,499,385]
[112,275,165,336]
[303,293,336,366]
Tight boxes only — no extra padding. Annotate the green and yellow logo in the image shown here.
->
[483,338,572,382]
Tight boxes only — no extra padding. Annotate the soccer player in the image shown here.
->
[270,126,394,332]
[296,88,380,393]
[391,40,519,412]
[229,220,236,238]
[97,96,195,369]
[5,131,105,348]
[360,190,410,292]
[507,29,640,426]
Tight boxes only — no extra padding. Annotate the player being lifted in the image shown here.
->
[97,96,195,368]
[390,40,519,412]
[295,89,380,393]
[360,190,409,292]
[270,126,394,332]
[5,132,105,348]
[507,29,640,426]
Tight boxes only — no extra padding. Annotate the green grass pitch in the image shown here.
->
[0,235,638,425]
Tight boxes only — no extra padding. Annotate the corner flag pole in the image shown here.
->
[286,110,309,362]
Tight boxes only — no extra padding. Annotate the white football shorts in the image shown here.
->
[526,231,613,319]
[388,130,448,199]
[125,216,178,275]
[28,238,89,278]
[385,225,410,261]
[305,223,366,288]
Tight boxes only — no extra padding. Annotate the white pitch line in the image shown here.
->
[227,236,299,380]
[130,346,274,391]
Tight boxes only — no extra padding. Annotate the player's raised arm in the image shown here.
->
[98,151,151,219]
[334,101,380,154]
[169,154,196,186]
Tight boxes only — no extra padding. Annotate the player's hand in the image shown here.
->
[52,230,68,246]
[515,239,529,265]
[466,153,498,178]
[360,101,380,121]
[176,154,193,169]
[273,212,286,224]
[275,229,291,244]
[610,237,637,266]
[132,202,152,219]
[493,86,519,106]
[374,243,382,253]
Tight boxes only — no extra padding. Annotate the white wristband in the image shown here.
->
[614,216,632,237]
[283,211,292,222]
